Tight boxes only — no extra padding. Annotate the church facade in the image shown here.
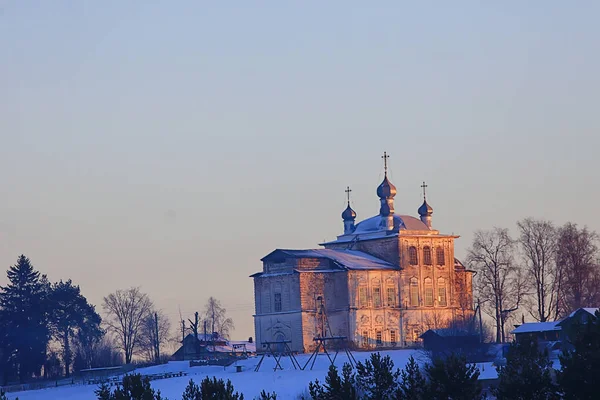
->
[251,155,474,352]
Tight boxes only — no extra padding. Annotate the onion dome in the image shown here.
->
[376,175,397,199]
[342,203,357,221]
[418,200,433,216]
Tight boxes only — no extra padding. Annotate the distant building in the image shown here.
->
[171,334,255,361]
[511,307,599,348]
[420,328,480,354]
[251,154,475,353]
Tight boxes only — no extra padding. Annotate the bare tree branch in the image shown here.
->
[102,287,153,364]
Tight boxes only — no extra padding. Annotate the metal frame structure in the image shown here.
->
[254,340,302,372]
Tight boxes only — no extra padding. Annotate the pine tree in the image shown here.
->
[356,353,400,400]
[494,339,556,400]
[256,390,277,400]
[396,356,426,400]
[425,353,482,400]
[558,310,600,400]
[95,382,112,400]
[200,376,244,400]
[0,255,51,382]
[49,279,103,377]
[182,379,201,400]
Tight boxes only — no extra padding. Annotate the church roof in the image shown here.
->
[353,214,429,233]
[261,249,397,270]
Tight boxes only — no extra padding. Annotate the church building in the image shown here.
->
[251,153,474,352]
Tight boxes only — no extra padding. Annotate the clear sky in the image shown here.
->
[1,2,598,340]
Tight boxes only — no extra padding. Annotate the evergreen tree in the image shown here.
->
[494,338,556,400]
[49,279,103,377]
[95,383,112,400]
[256,390,277,400]
[558,310,600,400]
[0,255,51,382]
[100,374,165,400]
[0,312,10,385]
[396,356,426,400]
[355,353,400,400]
[182,379,201,400]
[308,363,358,400]
[424,353,482,400]
[200,376,244,399]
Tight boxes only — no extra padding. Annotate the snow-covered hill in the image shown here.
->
[7,350,496,400]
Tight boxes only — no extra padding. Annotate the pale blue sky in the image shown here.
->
[1,2,598,339]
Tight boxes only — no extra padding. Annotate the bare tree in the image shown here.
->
[556,223,600,314]
[517,218,560,322]
[138,309,171,363]
[467,228,526,343]
[102,287,153,364]
[203,297,234,339]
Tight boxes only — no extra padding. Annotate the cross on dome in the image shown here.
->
[421,181,428,200]
[382,151,390,175]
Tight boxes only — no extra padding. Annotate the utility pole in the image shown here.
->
[181,320,186,361]
[154,312,160,363]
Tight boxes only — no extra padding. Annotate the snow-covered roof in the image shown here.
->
[511,321,561,334]
[203,341,256,353]
[568,307,599,318]
[262,249,397,270]
[354,214,430,233]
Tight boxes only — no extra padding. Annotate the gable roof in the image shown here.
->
[568,307,599,318]
[261,248,397,270]
[511,321,561,334]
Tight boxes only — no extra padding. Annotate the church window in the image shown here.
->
[409,247,418,265]
[423,246,432,265]
[376,330,382,346]
[424,278,434,307]
[373,287,382,308]
[438,278,447,306]
[362,330,369,347]
[390,330,397,346]
[410,278,419,306]
[386,287,396,307]
[359,287,368,307]
[437,247,445,265]
[274,293,282,312]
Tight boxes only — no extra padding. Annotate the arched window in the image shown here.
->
[423,246,432,265]
[410,277,419,306]
[409,247,418,265]
[424,278,434,307]
[438,278,447,306]
[436,247,445,265]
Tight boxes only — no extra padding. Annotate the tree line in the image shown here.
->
[0,255,236,385]
[468,219,599,342]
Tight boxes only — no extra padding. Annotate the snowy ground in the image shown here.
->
[7,350,498,400]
